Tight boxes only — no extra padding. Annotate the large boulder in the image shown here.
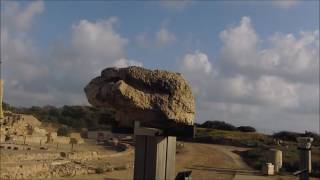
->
[84,66,195,129]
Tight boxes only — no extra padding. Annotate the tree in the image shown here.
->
[201,121,237,131]
[57,126,70,136]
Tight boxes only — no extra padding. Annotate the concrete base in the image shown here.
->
[134,135,176,180]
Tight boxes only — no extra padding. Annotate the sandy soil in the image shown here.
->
[57,142,254,180]
[57,142,318,180]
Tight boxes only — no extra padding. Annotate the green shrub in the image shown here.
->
[200,121,237,131]
[237,126,256,132]
[57,126,70,136]
[95,167,104,174]
[282,161,299,172]
[311,161,320,177]
[239,148,266,170]
[272,131,300,142]
[272,131,320,145]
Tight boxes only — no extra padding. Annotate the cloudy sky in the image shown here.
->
[1,0,319,133]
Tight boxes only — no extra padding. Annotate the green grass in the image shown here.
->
[195,128,271,147]
[195,128,320,177]
[197,128,267,140]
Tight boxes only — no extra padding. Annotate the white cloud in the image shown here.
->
[2,0,44,32]
[219,16,259,68]
[181,51,212,75]
[1,2,142,106]
[47,17,142,105]
[254,76,299,108]
[113,58,143,68]
[179,51,214,98]
[219,16,319,84]
[260,31,319,81]
[179,16,319,132]
[272,0,300,9]
[1,1,48,83]
[2,1,318,133]
[155,27,176,46]
[71,17,128,61]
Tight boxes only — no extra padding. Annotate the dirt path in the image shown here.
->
[175,142,255,180]
[102,142,254,180]
[39,142,318,180]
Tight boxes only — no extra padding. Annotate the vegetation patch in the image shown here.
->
[3,102,115,131]
[57,126,70,137]
[195,128,271,147]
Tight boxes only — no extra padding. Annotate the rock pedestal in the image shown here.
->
[297,137,313,180]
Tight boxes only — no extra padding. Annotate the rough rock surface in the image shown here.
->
[84,66,195,128]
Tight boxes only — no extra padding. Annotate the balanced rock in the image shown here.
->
[84,66,195,129]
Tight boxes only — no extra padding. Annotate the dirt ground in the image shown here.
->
[54,142,314,180]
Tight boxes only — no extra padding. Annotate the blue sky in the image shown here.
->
[15,1,318,68]
[1,0,319,133]
[26,1,318,69]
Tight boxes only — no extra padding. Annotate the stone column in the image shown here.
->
[297,137,313,180]
[267,149,282,173]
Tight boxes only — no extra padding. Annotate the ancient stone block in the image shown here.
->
[84,66,195,129]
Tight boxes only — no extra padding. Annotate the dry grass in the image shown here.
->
[197,128,268,141]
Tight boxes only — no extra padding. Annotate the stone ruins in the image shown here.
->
[0,111,84,147]
[0,79,84,148]
[0,111,132,180]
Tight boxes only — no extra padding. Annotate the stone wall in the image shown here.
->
[12,135,47,144]
[70,133,84,144]
[31,127,47,136]
[0,135,5,143]
[1,152,61,162]
[0,143,133,180]
[47,132,57,143]
[0,160,90,180]
[53,136,70,144]
[70,133,81,139]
